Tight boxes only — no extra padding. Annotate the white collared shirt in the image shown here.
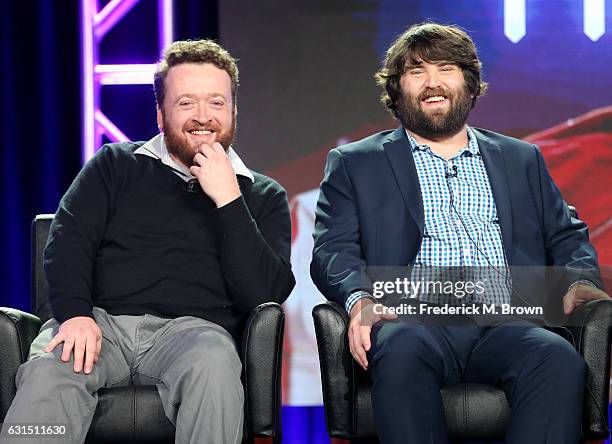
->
[134,133,254,183]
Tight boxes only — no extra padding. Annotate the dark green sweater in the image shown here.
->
[44,142,295,340]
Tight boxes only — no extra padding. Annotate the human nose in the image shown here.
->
[194,102,212,123]
[423,71,442,88]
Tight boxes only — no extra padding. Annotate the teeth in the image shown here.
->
[190,130,212,135]
[424,96,446,103]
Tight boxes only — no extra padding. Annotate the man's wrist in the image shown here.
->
[214,190,241,208]
[346,291,376,315]
[567,279,597,293]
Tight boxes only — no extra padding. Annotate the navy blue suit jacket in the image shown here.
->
[310,127,601,308]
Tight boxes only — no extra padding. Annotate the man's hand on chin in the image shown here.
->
[44,316,102,375]
[190,142,241,208]
[563,283,611,315]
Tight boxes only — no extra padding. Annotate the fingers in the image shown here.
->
[83,335,96,374]
[72,336,86,373]
[46,317,102,374]
[44,334,63,353]
[196,143,216,157]
[60,337,75,362]
[349,323,371,370]
[358,311,395,355]
[365,307,397,327]
[192,145,225,168]
[577,286,610,302]
[193,152,206,167]
[196,143,226,161]
[196,143,211,154]
[94,336,102,364]
[189,165,202,177]
[379,310,399,321]
[347,300,395,371]
[563,294,575,315]
[564,286,609,315]
[374,304,397,323]
[563,288,575,315]
[211,142,225,153]
[361,325,372,352]
[564,293,586,315]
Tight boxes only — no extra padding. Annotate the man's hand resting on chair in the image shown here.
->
[563,283,610,315]
[348,299,397,371]
[44,316,102,375]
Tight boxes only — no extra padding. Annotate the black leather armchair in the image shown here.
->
[0,214,285,443]
[312,206,612,443]
[313,300,612,442]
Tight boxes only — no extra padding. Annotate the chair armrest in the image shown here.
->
[312,301,355,439]
[241,302,284,441]
[0,308,42,421]
[567,299,612,439]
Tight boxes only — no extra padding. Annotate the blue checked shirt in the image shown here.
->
[346,127,510,313]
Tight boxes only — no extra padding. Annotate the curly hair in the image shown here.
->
[375,23,488,116]
[154,39,239,108]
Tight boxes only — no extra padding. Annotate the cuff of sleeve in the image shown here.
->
[346,291,376,314]
[567,279,598,293]
[214,195,256,236]
[51,298,94,323]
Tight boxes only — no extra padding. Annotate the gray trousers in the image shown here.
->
[1,307,244,444]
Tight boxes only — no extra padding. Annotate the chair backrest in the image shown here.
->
[31,214,54,323]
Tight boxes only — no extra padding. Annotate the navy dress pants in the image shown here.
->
[367,320,586,444]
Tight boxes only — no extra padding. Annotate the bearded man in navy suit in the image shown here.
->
[311,22,609,444]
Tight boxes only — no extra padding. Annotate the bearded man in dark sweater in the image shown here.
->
[1,40,295,444]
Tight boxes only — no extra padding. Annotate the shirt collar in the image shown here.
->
[135,133,255,183]
[405,127,480,157]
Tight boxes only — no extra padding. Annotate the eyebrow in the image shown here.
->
[404,60,458,69]
[174,93,228,102]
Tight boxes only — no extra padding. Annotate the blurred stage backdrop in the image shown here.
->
[1,1,611,443]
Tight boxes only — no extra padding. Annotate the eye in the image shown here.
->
[210,99,225,107]
[440,65,456,72]
[178,100,195,108]
[409,69,424,76]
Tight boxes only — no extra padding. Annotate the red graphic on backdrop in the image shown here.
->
[526,106,612,266]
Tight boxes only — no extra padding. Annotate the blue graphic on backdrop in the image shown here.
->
[374,0,612,133]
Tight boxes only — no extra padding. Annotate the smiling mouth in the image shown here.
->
[189,130,214,135]
[422,95,448,104]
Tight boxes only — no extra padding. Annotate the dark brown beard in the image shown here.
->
[396,85,472,141]
[162,116,237,167]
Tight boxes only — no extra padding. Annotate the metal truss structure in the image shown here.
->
[80,0,607,161]
[81,0,174,162]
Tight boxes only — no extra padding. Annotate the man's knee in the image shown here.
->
[179,331,242,386]
[544,339,586,385]
[17,356,84,388]
[524,335,586,388]
[371,325,445,376]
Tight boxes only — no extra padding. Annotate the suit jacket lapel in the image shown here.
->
[383,127,424,236]
[474,129,513,261]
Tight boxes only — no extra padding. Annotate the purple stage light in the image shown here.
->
[95,110,129,143]
[159,0,174,52]
[81,0,174,163]
[81,0,96,162]
[94,0,140,41]
[95,64,158,85]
